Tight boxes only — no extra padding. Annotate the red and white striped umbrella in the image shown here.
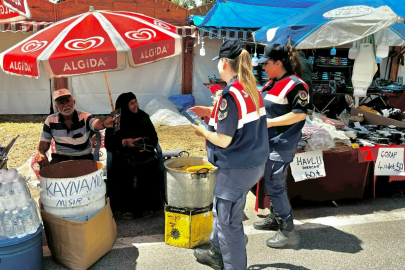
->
[0,6,181,78]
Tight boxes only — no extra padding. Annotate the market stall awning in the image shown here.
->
[198,27,255,41]
[254,0,405,48]
[0,20,52,33]
[177,26,197,37]
[192,0,321,29]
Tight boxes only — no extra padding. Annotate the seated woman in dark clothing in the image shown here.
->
[105,92,163,219]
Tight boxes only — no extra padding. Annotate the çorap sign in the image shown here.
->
[290,151,326,182]
[375,148,405,176]
[1,0,31,19]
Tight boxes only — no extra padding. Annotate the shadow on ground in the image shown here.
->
[282,179,405,220]
[44,246,139,270]
[247,263,311,270]
[296,223,362,254]
[114,209,165,238]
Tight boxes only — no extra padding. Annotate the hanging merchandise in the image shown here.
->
[200,40,206,56]
[376,36,389,58]
[252,43,259,66]
[348,42,359,59]
[352,43,378,107]
[330,46,337,56]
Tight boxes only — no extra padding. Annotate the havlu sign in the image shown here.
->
[290,151,326,182]
[2,0,31,19]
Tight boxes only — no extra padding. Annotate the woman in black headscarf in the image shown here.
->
[105,92,163,219]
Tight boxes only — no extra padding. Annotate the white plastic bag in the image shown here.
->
[311,113,351,147]
[144,95,183,117]
[306,127,335,151]
[150,109,190,126]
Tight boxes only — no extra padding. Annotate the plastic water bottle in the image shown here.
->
[22,206,37,234]
[12,179,28,207]
[0,213,7,240]
[3,170,16,182]
[27,199,41,225]
[2,181,16,210]
[0,183,6,212]
[12,210,26,238]
[18,174,31,199]
[3,210,16,239]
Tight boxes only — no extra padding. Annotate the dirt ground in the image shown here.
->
[0,115,207,170]
[0,115,206,200]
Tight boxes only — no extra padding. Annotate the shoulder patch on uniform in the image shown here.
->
[300,100,308,106]
[219,99,228,111]
[299,91,308,100]
[218,111,228,121]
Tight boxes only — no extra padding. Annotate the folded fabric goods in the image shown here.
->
[318,115,346,129]
[305,125,335,151]
[301,122,316,140]
[311,113,351,147]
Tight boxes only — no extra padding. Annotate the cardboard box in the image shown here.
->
[351,107,405,128]
[165,205,213,249]
[41,200,117,270]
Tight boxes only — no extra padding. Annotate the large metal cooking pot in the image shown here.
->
[164,157,217,209]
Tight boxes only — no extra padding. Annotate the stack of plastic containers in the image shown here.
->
[0,168,43,270]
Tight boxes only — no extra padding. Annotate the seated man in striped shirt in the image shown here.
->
[38,88,114,167]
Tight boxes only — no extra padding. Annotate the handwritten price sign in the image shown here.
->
[375,148,405,176]
[291,151,326,182]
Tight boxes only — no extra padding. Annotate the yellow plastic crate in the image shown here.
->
[165,205,213,248]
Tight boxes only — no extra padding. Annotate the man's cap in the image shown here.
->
[212,39,246,61]
[257,43,288,64]
[53,88,72,101]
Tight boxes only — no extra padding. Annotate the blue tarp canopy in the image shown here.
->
[192,0,321,29]
[253,0,405,48]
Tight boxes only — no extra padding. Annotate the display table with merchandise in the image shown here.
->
[255,148,371,210]
[384,92,405,112]
[255,145,405,210]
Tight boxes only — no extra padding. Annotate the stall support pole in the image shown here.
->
[104,72,115,111]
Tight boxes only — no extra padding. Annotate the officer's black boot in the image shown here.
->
[194,244,224,270]
[266,218,300,248]
[253,204,280,231]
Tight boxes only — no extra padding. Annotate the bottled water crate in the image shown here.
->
[0,226,43,270]
[0,169,44,270]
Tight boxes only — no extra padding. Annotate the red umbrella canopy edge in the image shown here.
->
[0,6,182,78]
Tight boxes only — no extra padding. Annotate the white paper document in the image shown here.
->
[375,148,405,176]
[291,151,326,182]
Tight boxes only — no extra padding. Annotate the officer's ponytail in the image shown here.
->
[226,50,261,115]
[284,45,303,78]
